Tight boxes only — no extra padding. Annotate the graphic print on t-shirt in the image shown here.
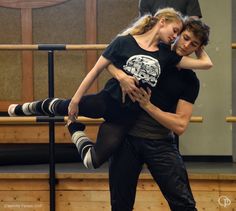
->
[123,55,161,87]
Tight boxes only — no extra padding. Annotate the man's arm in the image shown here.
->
[134,88,193,135]
[177,48,213,70]
[107,64,193,135]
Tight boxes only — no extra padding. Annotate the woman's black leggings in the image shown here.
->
[54,91,137,168]
[11,91,137,168]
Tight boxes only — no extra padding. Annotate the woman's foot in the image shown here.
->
[8,104,20,116]
[67,122,95,169]
[8,98,63,116]
[8,103,34,116]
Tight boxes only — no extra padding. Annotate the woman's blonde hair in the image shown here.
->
[119,7,183,36]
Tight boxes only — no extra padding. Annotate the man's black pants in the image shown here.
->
[109,135,197,211]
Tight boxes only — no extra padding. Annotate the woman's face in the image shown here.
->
[159,20,183,44]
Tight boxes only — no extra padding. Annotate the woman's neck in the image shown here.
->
[133,28,160,51]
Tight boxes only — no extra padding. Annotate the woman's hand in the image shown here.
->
[119,75,140,103]
[106,64,140,103]
[68,99,79,124]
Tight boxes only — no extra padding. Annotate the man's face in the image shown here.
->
[174,29,202,56]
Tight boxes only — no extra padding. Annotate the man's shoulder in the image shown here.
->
[179,68,200,84]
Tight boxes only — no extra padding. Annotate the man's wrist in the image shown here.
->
[142,102,153,111]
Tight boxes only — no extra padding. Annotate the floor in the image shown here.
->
[0,161,236,175]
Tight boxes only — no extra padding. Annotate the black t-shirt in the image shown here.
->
[102,34,181,107]
[128,63,200,139]
[150,61,199,111]
[139,0,202,18]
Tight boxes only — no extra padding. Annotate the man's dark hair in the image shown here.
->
[183,18,210,46]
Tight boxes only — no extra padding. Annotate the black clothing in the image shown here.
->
[11,34,182,169]
[56,91,138,122]
[139,0,202,18]
[109,62,199,210]
[56,91,137,168]
[151,66,200,110]
[102,34,181,107]
[59,35,183,168]
[109,136,197,211]
[128,62,200,139]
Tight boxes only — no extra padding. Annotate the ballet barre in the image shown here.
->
[0,42,233,51]
[226,116,236,122]
[0,116,203,124]
[0,116,103,124]
[232,43,236,49]
[189,116,203,122]
[0,44,107,50]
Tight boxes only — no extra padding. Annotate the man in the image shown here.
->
[108,18,210,211]
[138,0,202,150]
[139,0,202,19]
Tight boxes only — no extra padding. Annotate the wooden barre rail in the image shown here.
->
[226,116,236,122]
[190,116,203,122]
[0,43,234,50]
[0,44,107,50]
[0,116,203,124]
[0,116,103,124]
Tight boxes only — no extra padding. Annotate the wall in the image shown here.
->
[232,0,236,161]
[180,0,232,156]
[0,0,233,157]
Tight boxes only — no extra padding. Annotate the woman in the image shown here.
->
[8,8,212,169]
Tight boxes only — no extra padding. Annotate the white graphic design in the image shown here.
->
[123,55,161,87]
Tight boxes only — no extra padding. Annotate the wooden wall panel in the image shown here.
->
[21,8,34,101]
[97,0,139,90]
[0,124,99,143]
[0,7,21,43]
[0,7,22,101]
[97,0,139,43]
[0,179,48,191]
[0,0,140,110]
[0,176,235,211]
[0,0,88,111]
[0,52,22,101]
[85,0,98,94]
[33,0,86,99]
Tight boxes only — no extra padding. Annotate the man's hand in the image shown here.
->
[132,87,152,108]
[194,46,204,58]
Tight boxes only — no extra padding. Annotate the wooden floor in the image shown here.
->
[0,162,235,211]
